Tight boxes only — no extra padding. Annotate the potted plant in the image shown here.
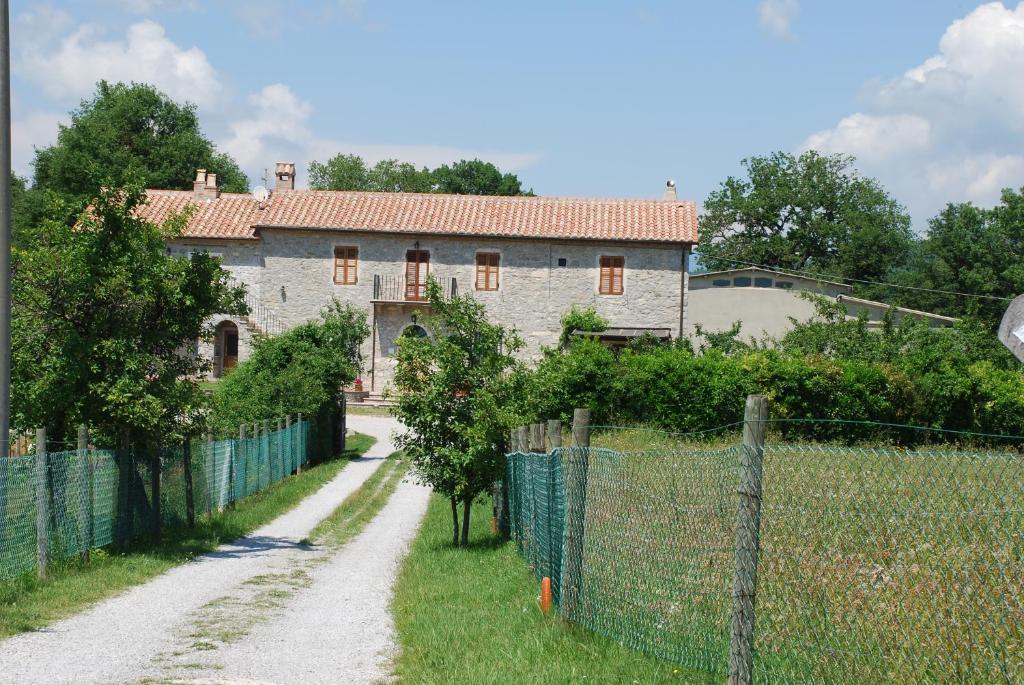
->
[354,377,364,392]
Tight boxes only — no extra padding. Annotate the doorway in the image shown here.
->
[215,321,240,377]
[405,249,430,300]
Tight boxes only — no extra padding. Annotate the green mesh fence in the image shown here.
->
[0,419,311,581]
[505,432,1024,682]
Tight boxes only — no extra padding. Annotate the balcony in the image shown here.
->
[372,275,458,304]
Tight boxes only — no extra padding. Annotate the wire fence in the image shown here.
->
[0,419,311,581]
[504,410,1024,683]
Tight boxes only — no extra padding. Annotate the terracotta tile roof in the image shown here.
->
[139,189,698,244]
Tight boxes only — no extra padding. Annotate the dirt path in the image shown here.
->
[0,415,430,685]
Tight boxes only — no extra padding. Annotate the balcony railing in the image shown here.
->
[372,275,458,303]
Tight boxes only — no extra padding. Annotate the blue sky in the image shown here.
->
[11,1,1024,229]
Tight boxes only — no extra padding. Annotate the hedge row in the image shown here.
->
[521,339,1024,444]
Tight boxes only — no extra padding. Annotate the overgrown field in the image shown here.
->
[515,434,1024,682]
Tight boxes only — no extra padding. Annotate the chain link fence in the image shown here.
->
[0,419,310,581]
[504,410,1024,683]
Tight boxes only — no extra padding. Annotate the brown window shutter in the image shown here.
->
[476,253,500,291]
[334,246,358,285]
[599,256,624,295]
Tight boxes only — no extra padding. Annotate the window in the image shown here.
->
[712,279,731,287]
[754,277,773,288]
[333,246,358,285]
[405,249,430,300]
[599,256,625,295]
[775,281,794,289]
[557,258,567,267]
[734,277,752,287]
[475,252,500,291]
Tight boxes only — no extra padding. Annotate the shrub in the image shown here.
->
[559,305,608,348]
[209,301,368,455]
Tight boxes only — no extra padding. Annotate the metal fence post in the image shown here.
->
[562,408,590,616]
[151,448,161,541]
[297,412,304,473]
[204,431,214,515]
[183,436,195,528]
[77,424,90,561]
[728,394,769,685]
[285,414,292,474]
[35,427,48,579]
[276,417,284,482]
[234,423,244,507]
[262,419,270,489]
[253,421,260,495]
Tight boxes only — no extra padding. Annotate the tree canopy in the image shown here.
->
[12,184,246,445]
[31,81,248,205]
[308,154,533,196]
[889,189,1024,324]
[390,278,525,545]
[697,151,913,291]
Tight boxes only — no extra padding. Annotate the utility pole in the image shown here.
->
[0,0,11,461]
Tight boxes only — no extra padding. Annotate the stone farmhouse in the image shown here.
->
[688,266,957,344]
[139,164,699,392]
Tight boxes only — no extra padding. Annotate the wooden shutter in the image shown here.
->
[333,246,358,285]
[405,250,429,300]
[476,253,500,291]
[599,256,624,295]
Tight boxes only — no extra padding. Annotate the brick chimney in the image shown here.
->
[662,179,677,201]
[193,168,220,199]
[275,162,296,191]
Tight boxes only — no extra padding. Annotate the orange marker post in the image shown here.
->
[540,576,553,614]
[491,516,498,536]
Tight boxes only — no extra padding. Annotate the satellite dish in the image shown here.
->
[998,294,1024,362]
[252,186,270,203]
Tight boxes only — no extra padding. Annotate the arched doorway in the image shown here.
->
[400,323,429,340]
[215,320,239,377]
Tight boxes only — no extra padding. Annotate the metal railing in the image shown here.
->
[372,275,458,303]
[242,291,286,336]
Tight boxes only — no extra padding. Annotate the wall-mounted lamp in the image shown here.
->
[280,285,287,302]
[411,311,418,325]
[413,240,420,251]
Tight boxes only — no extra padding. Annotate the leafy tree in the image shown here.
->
[209,301,368,440]
[32,81,248,207]
[432,159,533,196]
[693,321,751,355]
[698,151,912,290]
[11,184,246,446]
[391,278,525,546]
[558,304,608,347]
[890,190,1024,325]
[308,154,533,196]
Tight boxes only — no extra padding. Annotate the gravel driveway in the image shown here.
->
[0,414,430,685]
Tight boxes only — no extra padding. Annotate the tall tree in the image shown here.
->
[697,151,912,291]
[12,184,246,446]
[308,154,533,196]
[391,278,525,546]
[892,190,1024,324]
[32,81,248,206]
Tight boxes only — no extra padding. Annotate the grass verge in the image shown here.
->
[346,404,394,417]
[0,433,375,639]
[305,450,407,547]
[390,495,711,684]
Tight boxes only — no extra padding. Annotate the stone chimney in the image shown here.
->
[193,168,220,199]
[275,162,296,191]
[662,179,677,201]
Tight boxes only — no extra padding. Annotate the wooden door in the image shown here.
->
[223,328,239,373]
[405,250,430,300]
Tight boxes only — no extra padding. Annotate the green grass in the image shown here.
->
[346,404,394,417]
[0,433,375,639]
[390,494,710,684]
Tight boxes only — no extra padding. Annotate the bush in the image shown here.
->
[558,305,608,348]
[209,301,369,455]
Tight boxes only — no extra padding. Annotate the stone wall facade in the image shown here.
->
[170,230,690,390]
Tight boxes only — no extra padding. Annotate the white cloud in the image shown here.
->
[12,110,65,178]
[15,17,222,108]
[221,84,541,186]
[801,113,931,164]
[799,2,1024,228]
[758,0,799,40]
[112,0,199,12]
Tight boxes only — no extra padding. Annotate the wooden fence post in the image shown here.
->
[35,428,48,579]
[529,423,545,454]
[547,420,562,450]
[727,394,769,685]
[183,436,195,528]
[77,425,91,562]
[339,394,347,455]
[562,408,590,616]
